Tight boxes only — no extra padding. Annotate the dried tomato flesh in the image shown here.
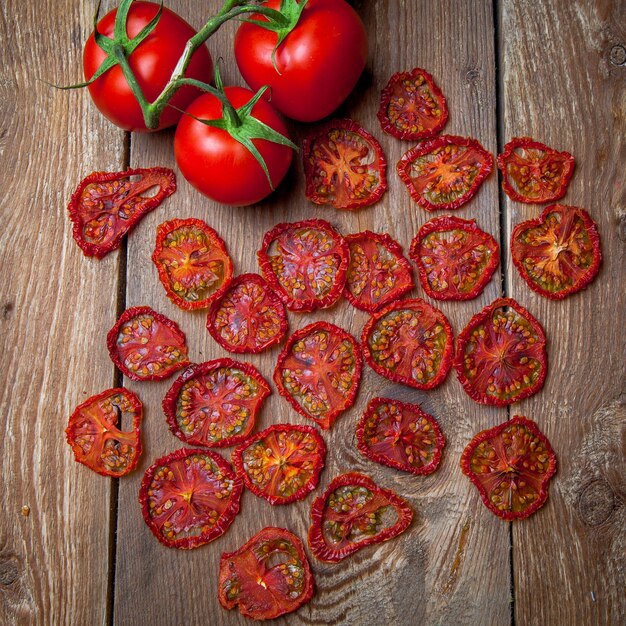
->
[107,306,189,381]
[163,359,270,448]
[68,168,176,258]
[461,416,557,520]
[139,448,242,549]
[454,298,547,406]
[303,119,387,210]
[511,204,602,299]
[308,472,413,562]
[219,527,314,620]
[410,216,499,301]
[65,388,142,477]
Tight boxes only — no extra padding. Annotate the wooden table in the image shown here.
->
[1,1,624,624]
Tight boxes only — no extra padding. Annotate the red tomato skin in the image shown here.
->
[83,2,212,131]
[234,0,368,122]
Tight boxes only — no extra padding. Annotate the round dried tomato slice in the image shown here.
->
[308,472,413,563]
[106,306,189,381]
[152,218,233,311]
[409,216,499,301]
[461,416,557,520]
[68,168,176,259]
[65,388,142,477]
[232,424,326,505]
[274,322,362,430]
[344,231,414,313]
[397,135,493,211]
[454,298,548,406]
[303,119,387,210]
[139,448,242,549]
[219,527,314,620]
[497,137,575,204]
[257,219,349,312]
[163,359,270,448]
[511,204,602,300]
[206,273,287,354]
[361,298,454,390]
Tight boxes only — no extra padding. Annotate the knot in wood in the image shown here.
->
[0,558,19,586]
[577,478,617,527]
[609,44,626,66]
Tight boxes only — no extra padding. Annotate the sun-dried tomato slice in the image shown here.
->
[274,322,362,430]
[65,388,142,477]
[377,67,448,141]
[107,306,189,381]
[68,168,176,259]
[303,119,387,210]
[397,135,493,211]
[362,298,454,390]
[258,219,349,312]
[461,416,557,520]
[163,359,270,448]
[409,216,499,301]
[344,231,414,313]
[206,273,287,354]
[139,448,242,549]
[511,204,602,300]
[454,298,547,406]
[497,137,575,204]
[219,527,314,620]
[308,472,412,562]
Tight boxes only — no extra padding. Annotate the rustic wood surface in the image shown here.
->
[0,1,623,625]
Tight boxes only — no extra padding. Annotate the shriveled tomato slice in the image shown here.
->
[274,322,362,430]
[206,273,287,354]
[139,448,242,549]
[308,472,413,562]
[232,424,326,505]
[362,298,454,390]
[65,388,142,477]
[303,119,387,210]
[258,219,349,312]
[219,527,314,620]
[107,306,189,381]
[152,218,233,310]
[377,67,448,141]
[497,137,575,204]
[461,416,557,520]
[68,168,176,258]
[511,204,602,299]
[454,298,547,406]
[410,216,499,300]
[163,359,270,448]
[397,135,493,211]
[344,231,414,313]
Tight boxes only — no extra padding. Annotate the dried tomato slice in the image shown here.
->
[303,119,387,210]
[65,388,142,477]
[274,322,362,430]
[139,448,242,549]
[511,204,602,300]
[206,273,287,354]
[219,527,314,620]
[163,359,270,448]
[68,168,176,258]
[454,298,548,406]
[152,218,233,311]
[397,135,493,211]
[377,67,448,141]
[344,231,414,313]
[107,306,189,381]
[362,298,454,390]
[258,219,349,312]
[308,472,413,562]
[409,216,499,301]
[461,416,557,520]
[497,137,575,204]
